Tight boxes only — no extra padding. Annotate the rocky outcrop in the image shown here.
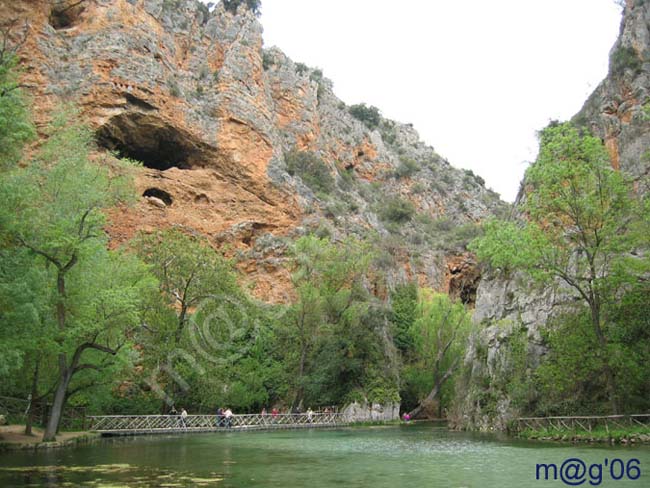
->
[342,401,400,422]
[457,0,649,430]
[575,0,650,191]
[2,0,506,302]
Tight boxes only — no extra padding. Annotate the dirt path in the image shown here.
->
[0,425,88,444]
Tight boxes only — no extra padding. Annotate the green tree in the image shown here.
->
[0,109,153,441]
[0,247,62,436]
[133,228,242,409]
[471,122,649,414]
[406,291,470,418]
[390,282,418,355]
[535,280,650,415]
[0,21,35,168]
[284,235,392,408]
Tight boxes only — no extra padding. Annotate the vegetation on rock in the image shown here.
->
[470,122,650,418]
[285,150,335,195]
[223,0,262,16]
[348,103,381,129]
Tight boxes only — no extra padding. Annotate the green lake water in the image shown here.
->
[1,424,649,487]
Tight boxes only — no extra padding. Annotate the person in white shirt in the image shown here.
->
[180,408,188,429]
[224,408,233,428]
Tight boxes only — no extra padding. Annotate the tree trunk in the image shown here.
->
[589,301,619,414]
[24,360,40,436]
[408,361,458,419]
[408,382,442,419]
[42,366,71,442]
[43,269,70,442]
[293,345,306,409]
[292,312,307,410]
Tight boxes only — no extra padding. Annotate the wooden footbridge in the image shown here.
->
[88,412,348,435]
[512,414,650,433]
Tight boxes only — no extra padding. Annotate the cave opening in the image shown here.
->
[96,113,198,171]
[143,188,173,206]
[458,280,478,306]
[447,262,480,307]
[448,274,479,307]
[49,0,86,30]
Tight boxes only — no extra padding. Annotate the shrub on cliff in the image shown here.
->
[378,196,415,223]
[223,0,261,16]
[0,29,35,168]
[349,103,381,129]
[395,156,420,178]
[285,150,335,195]
[611,45,642,75]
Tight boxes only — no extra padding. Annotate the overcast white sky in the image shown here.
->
[208,0,623,201]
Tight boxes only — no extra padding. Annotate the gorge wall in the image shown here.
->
[2,0,506,303]
[455,0,649,431]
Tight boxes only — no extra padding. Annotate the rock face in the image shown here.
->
[575,0,650,192]
[342,401,400,422]
[456,0,648,430]
[2,0,506,302]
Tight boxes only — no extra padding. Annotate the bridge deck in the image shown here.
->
[89,413,348,435]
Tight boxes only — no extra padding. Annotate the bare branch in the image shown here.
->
[16,236,63,269]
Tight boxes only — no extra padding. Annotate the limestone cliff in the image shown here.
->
[576,0,650,190]
[1,0,506,302]
[456,0,648,430]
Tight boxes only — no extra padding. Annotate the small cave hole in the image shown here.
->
[143,188,173,206]
[194,193,210,204]
[49,1,86,30]
[97,113,199,171]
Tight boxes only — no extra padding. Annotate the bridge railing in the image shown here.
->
[88,412,347,433]
[511,414,650,433]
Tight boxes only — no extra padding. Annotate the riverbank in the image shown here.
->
[0,425,100,452]
[517,424,650,445]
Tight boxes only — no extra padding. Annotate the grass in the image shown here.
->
[517,424,650,444]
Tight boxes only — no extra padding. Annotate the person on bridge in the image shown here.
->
[180,408,188,429]
[307,408,314,423]
[216,407,224,427]
[224,407,233,428]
